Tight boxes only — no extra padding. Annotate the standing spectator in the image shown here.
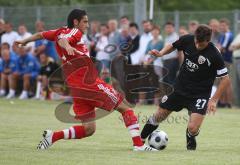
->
[128,22,140,64]
[0,19,5,43]
[135,20,153,65]
[14,46,40,99]
[209,19,221,45]
[162,21,179,85]
[179,26,189,36]
[95,24,110,70]
[17,24,34,53]
[34,53,59,100]
[1,22,19,50]
[88,20,100,58]
[188,20,199,34]
[0,43,18,98]
[34,21,58,61]
[218,18,234,108]
[108,19,121,60]
[139,25,164,105]
[119,16,130,32]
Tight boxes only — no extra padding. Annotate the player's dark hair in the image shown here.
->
[129,22,139,30]
[194,24,212,42]
[67,9,87,28]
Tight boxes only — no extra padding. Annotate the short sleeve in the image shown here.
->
[172,34,191,51]
[213,48,228,78]
[57,28,82,45]
[42,29,58,41]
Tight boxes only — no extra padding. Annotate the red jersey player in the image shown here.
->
[15,9,157,151]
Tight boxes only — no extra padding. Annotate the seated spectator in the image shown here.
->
[0,43,18,98]
[14,46,40,99]
[34,53,59,100]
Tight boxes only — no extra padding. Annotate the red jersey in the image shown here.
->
[42,27,90,63]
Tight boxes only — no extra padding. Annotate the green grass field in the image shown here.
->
[0,99,240,165]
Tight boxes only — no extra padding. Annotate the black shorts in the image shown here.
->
[159,92,209,115]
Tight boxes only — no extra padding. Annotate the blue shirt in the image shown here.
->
[218,31,234,63]
[17,54,40,76]
[35,39,58,61]
[0,56,18,73]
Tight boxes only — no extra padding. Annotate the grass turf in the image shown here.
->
[0,99,240,165]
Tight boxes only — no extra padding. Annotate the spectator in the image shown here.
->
[0,43,18,98]
[88,20,100,58]
[1,22,19,51]
[136,20,153,65]
[108,19,121,60]
[14,46,40,99]
[17,24,34,53]
[128,22,140,64]
[162,21,179,85]
[95,24,110,70]
[34,53,59,100]
[0,19,5,43]
[209,19,221,45]
[140,25,164,105]
[218,18,234,108]
[34,21,58,61]
[179,26,189,36]
[188,20,199,34]
[119,16,130,32]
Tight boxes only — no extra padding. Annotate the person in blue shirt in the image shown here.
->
[14,46,40,99]
[0,43,18,98]
[34,21,58,62]
[218,18,234,108]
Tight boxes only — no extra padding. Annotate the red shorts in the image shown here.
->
[63,59,123,121]
[69,77,123,121]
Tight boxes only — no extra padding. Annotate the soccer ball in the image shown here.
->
[148,130,168,150]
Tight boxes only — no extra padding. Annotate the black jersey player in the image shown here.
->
[140,24,230,150]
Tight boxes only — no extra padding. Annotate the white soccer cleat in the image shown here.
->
[37,130,53,150]
[133,144,158,151]
[6,92,15,99]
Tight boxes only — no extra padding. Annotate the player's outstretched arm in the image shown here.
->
[15,32,43,47]
[58,38,81,56]
[148,44,176,57]
[207,75,231,114]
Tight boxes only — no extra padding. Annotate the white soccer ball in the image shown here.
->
[148,130,168,150]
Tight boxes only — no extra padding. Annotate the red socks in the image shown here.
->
[121,109,143,147]
[52,125,86,143]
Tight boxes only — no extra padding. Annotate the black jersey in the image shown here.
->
[172,34,228,98]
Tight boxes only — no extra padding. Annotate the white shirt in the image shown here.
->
[17,32,35,53]
[162,32,179,60]
[130,32,153,65]
[1,31,19,50]
[96,36,110,61]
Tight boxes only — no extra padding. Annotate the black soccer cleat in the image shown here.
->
[186,129,197,150]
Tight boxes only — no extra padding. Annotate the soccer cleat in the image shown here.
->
[186,130,197,150]
[133,144,158,151]
[37,130,53,150]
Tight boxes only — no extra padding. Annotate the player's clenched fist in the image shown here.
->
[14,40,27,47]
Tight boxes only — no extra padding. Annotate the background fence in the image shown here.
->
[1,3,240,34]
